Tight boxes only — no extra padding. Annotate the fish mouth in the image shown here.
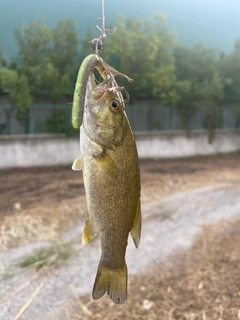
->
[92,74,126,102]
[92,91,108,103]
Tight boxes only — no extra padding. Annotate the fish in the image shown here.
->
[72,54,141,304]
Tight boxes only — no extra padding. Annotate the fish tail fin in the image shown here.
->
[92,260,127,304]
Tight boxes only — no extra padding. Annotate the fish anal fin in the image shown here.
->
[82,215,98,245]
[72,155,83,171]
[130,199,141,248]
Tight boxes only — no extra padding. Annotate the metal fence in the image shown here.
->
[0,98,239,135]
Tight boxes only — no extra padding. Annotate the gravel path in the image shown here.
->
[0,184,240,320]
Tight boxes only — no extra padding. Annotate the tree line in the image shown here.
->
[0,14,240,141]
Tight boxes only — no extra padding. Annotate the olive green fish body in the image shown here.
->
[82,119,140,303]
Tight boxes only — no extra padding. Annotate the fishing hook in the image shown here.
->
[90,0,116,55]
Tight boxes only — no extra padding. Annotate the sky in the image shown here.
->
[0,0,240,60]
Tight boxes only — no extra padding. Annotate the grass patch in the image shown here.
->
[19,242,73,270]
[0,169,11,175]
[2,262,14,278]
[0,214,60,250]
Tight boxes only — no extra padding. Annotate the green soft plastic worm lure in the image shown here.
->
[72,54,104,128]
[72,54,133,129]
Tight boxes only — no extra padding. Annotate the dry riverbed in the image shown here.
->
[0,153,240,319]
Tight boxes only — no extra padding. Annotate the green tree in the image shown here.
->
[11,18,78,133]
[80,27,94,61]
[12,75,33,133]
[51,18,78,77]
[14,18,78,102]
[101,14,180,105]
[0,69,32,133]
[0,51,6,67]
[220,38,240,100]
[220,38,240,127]
[174,43,231,142]
[0,68,18,133]
[14,20,52,97]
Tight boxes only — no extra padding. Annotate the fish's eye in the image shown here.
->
[111,99,121,112]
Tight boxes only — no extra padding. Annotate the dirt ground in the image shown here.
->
[1,153,240,320]
[1,153,240,249]
[69,216,240,320]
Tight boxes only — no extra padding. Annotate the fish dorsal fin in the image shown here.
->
[130,199,141,248]
[82,214,98,245]
[72,155,83,171]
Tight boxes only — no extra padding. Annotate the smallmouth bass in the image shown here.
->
[72,54,141,304]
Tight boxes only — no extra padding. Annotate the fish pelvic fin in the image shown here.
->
[130,199,141,248]
[82,215,98,245]
[72,155,83,171]
[92,260,127,304]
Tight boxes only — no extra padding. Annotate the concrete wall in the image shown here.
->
[136,129,240,159]
[0,134,79,168]
[0,129,240,168]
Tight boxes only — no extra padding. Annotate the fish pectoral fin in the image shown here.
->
[72,155,83,171]
[89,142,104,158]
[130,199,141,248]
[96,152,120,179]
[82,215,98,245]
